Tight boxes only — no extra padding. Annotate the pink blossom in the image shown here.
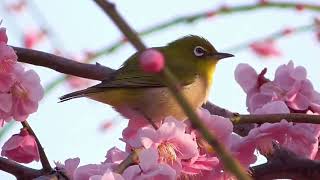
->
[295,4,305,11]
[0,72,14,92]
[10,65,44,121]
[234,63,259,94]
[246,119,292,155]
[99,121,113,132]
[74,163,117,180]
[196,108,233,146]
[254,101,290,114]
[5,0,27,13]
[250,40,281,57]
[127,117,198,175]
[236,61,320,113]
[122,148,176,180]
[120,107,151,144]
[89,169,124,180]
[190,109,256,173]
[1,128,39,163]
[23,28,46,49]
[0,28,17,92]
[55,158,80,180]
[180,155,219,175]
[104,147,128,164]
[244,115,320,159]
[285,122,320,159]
[0,43,17,73]
[0,93,13,124]
[272,61,317,111]
[0,28,8,43]
[282,27,294,36]
[139,49,165,73]
[230,134,257,169]
[186,108,256,176]
[234,64,270,113]
[66,76,92,90]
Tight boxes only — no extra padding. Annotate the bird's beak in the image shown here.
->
[211,52,234,60]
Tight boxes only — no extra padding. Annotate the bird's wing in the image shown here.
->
[93,51,194,88]
[59,50,195,102]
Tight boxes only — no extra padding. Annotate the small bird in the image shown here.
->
[59,35,233,122]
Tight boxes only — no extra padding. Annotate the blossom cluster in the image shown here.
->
[56,110,256,180]
[0,27,44,124]
[2,25,320,179]
[0,27,43,163]
[235,61,320,158]
[53,61,320,180]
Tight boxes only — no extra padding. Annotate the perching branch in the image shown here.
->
[232,113,320,125]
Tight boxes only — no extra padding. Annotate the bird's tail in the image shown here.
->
[59,88,100,103]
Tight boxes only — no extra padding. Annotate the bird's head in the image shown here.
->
[163,35,234,83]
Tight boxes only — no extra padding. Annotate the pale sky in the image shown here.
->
[0,0,320,179]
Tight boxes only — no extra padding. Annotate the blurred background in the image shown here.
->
[0,0,320,179]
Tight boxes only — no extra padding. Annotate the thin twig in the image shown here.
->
[21,121,52,172]
[76,2,319,64]
[93,0,146,51]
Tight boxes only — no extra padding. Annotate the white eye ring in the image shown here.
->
[193,46,206,57]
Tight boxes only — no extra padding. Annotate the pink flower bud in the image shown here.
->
[250,40,281,58]
[206,11,216,18]
[0,28,8,44]
[139,49,165,73]
[6,0,27,13]
[23,29,46,49]
[282,27,294,36]
[1,129,39,163]
[259,0,268,5]
[295,4,305,11]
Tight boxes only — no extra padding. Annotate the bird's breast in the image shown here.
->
[89,76,211,121]
[138,76,210,120]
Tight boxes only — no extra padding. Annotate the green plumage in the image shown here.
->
[60,35,233,121]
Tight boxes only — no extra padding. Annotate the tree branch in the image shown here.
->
[251,147,320,180]
[0,157,42,179]
[13,46,114,81]
[232,113,320,125]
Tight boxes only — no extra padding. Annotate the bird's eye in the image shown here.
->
[193,46,206,57]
